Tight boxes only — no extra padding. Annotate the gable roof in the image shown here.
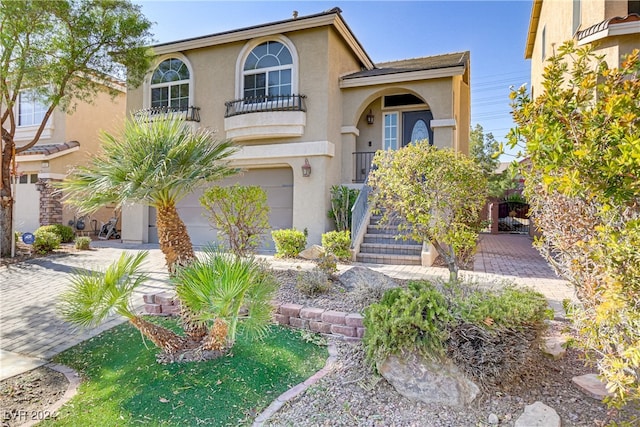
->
[17,141,80,158]
[340,51,469,88]
[151,7,374,70]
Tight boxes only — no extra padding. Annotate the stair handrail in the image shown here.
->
[350,179,371,248]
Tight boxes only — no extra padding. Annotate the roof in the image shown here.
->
[524,0,543,59]
[17,141,80,157]
[576,13,640,41]
[342,51,469,80]
[151,7,374,70]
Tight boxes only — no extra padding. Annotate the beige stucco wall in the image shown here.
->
[529,0,638,95]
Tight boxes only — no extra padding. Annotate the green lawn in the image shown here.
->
[45,318,327,426]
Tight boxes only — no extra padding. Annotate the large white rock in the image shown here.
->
[377,351,480,407]
[514,401,561,427]
[298,245,325,260]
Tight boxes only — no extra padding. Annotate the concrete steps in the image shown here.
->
[356,215,422,265]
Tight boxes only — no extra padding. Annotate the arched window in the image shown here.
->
[150,58,190,110]
[243,41,292,100]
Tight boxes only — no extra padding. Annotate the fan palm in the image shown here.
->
[58,251,185,353]
[173,247,278,351]
[60,115,239,273]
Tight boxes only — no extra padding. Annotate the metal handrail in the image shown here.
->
[353,151,375,183]
[350,180,371,248]
[224,94,307,118]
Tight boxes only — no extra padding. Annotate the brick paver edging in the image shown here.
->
[252,342,338,426]
[144,293,366,341]
[23,363,82,427]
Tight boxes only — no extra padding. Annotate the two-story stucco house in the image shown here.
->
[526,0,640,94]
[13,81,126,235]
[123,7,470,263]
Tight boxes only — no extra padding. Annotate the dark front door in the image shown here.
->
[402,110,433,147]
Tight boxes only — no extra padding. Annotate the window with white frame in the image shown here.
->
[150,58,190,110]
[18,90,47,127]
[383,112,398,150]
[243,41,292,100]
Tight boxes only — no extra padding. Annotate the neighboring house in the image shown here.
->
[13,82,126,235]
[123,8,470,255]
[525,0,640,95]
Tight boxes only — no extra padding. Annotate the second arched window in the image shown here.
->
[243,41,292,101]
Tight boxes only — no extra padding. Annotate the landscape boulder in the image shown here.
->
[338,266,397,292]
[299,245,325,260]
[377,351,480,407]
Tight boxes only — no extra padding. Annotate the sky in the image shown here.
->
[134,0,534,159]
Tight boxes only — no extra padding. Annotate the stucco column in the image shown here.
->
[430,119,456,150]
[37,179,63,226]
[340,126,359,185]
[291,155,329,247]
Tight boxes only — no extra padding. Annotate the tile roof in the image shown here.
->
[342,51,469,80]
[17,141,80,157]
[576,13,640,41]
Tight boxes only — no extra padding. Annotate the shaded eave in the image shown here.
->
[151,7,374,70]
[340,51,469,88]
[525,0,543,59]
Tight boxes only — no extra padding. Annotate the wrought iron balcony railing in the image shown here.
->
[134,106,201,122]
[224,94,307,118]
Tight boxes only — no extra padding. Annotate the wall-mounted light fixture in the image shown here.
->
[366,109,375,125]
[301,158,312,177]
[41,161,49,168]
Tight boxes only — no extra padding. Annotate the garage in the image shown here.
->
[149,167,293,252]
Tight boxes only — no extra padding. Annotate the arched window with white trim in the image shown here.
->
[150,58,190,110]
[242,40,293,101]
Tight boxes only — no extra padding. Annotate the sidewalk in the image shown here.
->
[0,234,573,381]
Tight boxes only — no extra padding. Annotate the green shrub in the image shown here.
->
[363,280,552,387]
[316,253,338,277]
[321,230,351,261]
[296,268,331,297]
[363,281,452,364]
[327,185,359,231]
[271,228,306,258]
[200,185,270,257]
[33,230,61,254]
[74,236,92,250]
[35,224,75,243]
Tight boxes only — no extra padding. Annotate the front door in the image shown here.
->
[402,110,433,147]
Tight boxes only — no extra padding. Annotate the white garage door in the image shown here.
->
[149,168,293,252]
[13,174,41,234]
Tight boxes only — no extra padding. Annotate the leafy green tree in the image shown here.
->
[509,42,640,405]
[368,141,487,282]
[470,124,500,176]
[200,185,270,257]
[0,0,153,257]
[60,116,238,273]
[327,185,359,231]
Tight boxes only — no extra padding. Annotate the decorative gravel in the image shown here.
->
[266,268,640,427]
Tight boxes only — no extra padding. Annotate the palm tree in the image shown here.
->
[60,115,239,273]
[58,251,186,354]
[173,248,278,351]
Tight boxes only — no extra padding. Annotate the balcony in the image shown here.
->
[134,106,201,122]
[353,151,375,183]
[224,94,307,141]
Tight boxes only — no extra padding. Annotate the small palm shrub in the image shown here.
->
[271,228,306,258]
[35,224,75,243]
[363,280,552,388]
[174,248,278,348]
[33,231,61,254]
[74,236,92,250]
[321,230,351,261]
[296,268,331,297]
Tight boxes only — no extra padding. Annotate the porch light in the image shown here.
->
[301,158,312,177]
[366,109,375,125]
